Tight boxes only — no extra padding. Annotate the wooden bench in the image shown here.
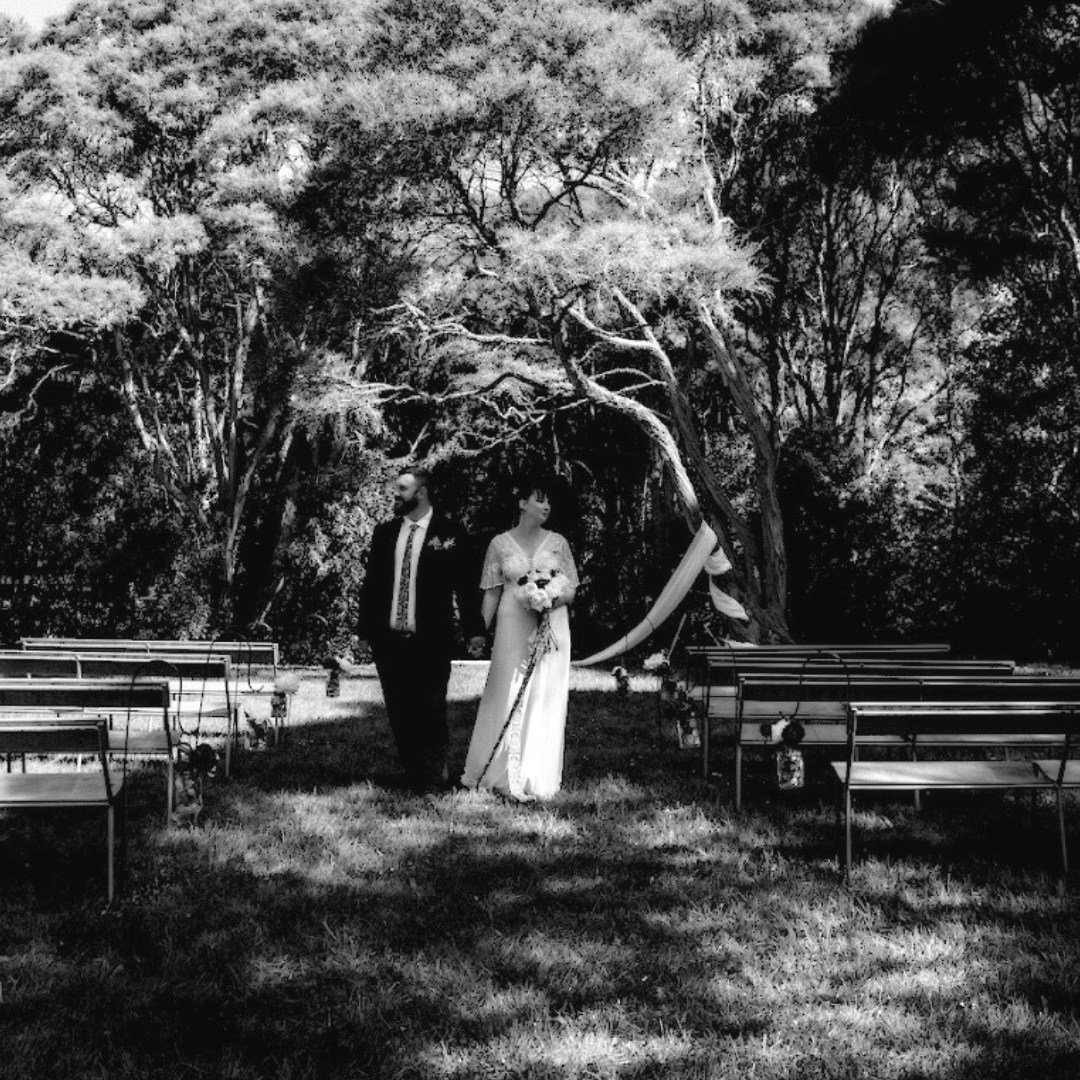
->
[0,719,125,902]
[1,651,240,773]
[682,643,952,682]
[0,680,171,898]
[18,639,288,749]
[716,674,1080,808]
[0,675,191,825]
[834,703,1080,879]
[701,665,1015,778]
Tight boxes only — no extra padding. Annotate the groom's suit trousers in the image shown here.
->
[371,632,452,787]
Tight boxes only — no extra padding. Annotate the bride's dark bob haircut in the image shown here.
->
[514,474,556,504]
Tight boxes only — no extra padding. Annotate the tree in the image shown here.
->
[837,0,1080,656]
[319,0,828,638]
[0,0,381,624]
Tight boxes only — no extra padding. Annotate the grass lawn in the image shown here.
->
[2,666,1080,1078]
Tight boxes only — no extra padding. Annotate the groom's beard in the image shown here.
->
[395,494,420,517]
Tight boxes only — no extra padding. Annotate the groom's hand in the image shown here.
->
[467,635,487,659]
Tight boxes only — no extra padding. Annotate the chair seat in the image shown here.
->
[108,730,171,754]
[1035,760,1080,784]
[0,770,121,807]
[913,733,1065,746]
[741,723,904,747]
[831,760,1051,790]
[740,701,848,720]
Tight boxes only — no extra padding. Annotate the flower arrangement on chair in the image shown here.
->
[612,666,630,695]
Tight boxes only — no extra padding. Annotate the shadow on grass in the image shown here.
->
[2,680,1080,1078]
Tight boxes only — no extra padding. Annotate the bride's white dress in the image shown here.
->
[460,530,579,799]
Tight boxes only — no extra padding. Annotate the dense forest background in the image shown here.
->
[1,0,1077,663]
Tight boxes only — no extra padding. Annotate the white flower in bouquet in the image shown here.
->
[504,553,531,582]
[515,564,566,613]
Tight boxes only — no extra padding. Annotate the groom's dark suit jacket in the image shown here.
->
[359,512,483,657]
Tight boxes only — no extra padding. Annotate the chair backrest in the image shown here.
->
[849,704,1080,739]
[20,638,278,668]
[71,654,232,682]
[685,643,952,659]
[0,678,170,711]
[0,654,80,677]
[737,675,1080,704]
[0,650,232,682]
[0,719,104,756]
[842,704,1080,787]
[710,659,1012,686]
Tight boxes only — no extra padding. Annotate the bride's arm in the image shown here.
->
[481,586,502,630]
[552,535,578,609]
[551,585,576,609]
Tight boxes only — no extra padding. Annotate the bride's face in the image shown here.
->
[518,490,551,526]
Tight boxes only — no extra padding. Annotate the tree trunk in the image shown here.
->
[696,305,791,639]
[556,330,792,643]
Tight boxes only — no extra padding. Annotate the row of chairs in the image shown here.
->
[0,637,289,901]
[674,642,1080,877]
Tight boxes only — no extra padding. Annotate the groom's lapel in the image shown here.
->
[383,519,400,571]
[421,512,445,555]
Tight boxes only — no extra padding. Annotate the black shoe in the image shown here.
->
[411,771,452,796]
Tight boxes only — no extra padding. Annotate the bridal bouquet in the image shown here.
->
[514,563,565,656]
[514,565,567,613]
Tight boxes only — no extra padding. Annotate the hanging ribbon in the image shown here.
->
[574,522,719,667]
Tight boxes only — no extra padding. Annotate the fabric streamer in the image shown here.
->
[708,581,749,621]
[573,521,719,667]
[701,546,749,619]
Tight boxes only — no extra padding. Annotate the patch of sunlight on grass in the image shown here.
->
[502,809,580,843]
[625,803,727,850]
[427,1025,696,1080]
[0,943,71,985]
[562,774,654,805]
[245,953,310,989]
[866,965,967,999]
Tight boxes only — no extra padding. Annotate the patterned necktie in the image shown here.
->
[395,522,420,630]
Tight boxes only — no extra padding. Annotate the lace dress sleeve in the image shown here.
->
[479,535,504,590]
[557,534,580,588]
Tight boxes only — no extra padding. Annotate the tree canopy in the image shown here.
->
[0,0,1077,660]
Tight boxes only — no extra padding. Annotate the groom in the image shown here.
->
[359,468,486,792]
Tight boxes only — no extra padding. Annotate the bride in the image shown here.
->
[460,477,579,799]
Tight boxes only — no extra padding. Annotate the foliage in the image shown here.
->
[0,0,381,629]
[836,0,1080,660]
[1,0,1079,656]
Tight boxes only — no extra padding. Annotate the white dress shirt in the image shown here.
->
[389,509,432,632]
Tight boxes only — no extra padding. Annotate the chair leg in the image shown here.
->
[701,710,710,780]
[910,747,921,812]
[166,753,175,827]
[106,805,115,904]
[223,711,233,778]
[734,744,743,811]
[1057,790,1068,877]
[843,789,853,883]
